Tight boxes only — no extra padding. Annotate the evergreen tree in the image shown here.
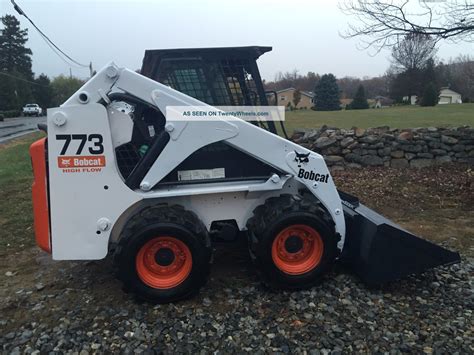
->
[0,15,33,78]
[313,74,341,111]
[0,72,20,110]
[421,58,437,94]
[389,68,423,102]
[33,74,53,109]
[350,84,369,109]
[0,15,33,110]
[420,82,438,106]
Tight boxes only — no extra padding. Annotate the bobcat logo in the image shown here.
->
[61,158,71,167]
[294,151,310,167]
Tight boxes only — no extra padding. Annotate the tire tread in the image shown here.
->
[114,204,211,303]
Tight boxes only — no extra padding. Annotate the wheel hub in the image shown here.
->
[155,247,175,266]
[271,224,324,275]
[136,236,193,289]
[285,235,303,253]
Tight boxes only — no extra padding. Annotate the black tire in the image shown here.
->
[114,204,212,303]
[247,194,339,290]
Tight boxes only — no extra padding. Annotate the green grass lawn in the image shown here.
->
[0,132,45,254]
[281,103,474,133]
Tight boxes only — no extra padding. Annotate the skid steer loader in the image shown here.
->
[30,46,460,303]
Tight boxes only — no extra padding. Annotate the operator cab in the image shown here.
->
[111,46,285,188]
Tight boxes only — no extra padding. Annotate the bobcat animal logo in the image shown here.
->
[294,151,310,167]
[61,158,71,167]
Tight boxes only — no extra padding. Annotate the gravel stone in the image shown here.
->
[430,149,447,155]
[315,137,337,149]
[390,150,404,158]
[417,153,434,159]
[398,131,413,140]
[405,153,416,160]
[325,155,344,164]
[359,135,378,144]
[411,159,434,168]
[355,128,366,137]
[441,135,459,145]
[435,155,452,164]
[360,155,383,166]
[340,137,355,148]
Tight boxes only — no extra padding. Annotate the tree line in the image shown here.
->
[265,0,473,111]
[0,15,84,115]
[265,48,473,111]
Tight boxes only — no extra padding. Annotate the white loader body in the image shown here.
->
[45,63,345,260]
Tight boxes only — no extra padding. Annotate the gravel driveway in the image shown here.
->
[1,165,473,354]
[1,247,472,354]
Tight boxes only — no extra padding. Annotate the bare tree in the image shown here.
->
[340,0,474,52]
[391,33,438,71]
[266,71,320,91]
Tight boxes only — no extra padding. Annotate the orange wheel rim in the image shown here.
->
[136,236,192,289]
[271,224,323,275]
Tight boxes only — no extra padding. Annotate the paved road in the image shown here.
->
[0,116,46,144]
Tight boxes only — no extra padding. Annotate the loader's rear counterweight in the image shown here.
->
[30,138,51,253]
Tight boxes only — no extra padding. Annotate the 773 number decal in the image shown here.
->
[56,134,104,155]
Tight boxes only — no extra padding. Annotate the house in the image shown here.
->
[340,98,352,108]
[269,88,314,109]
[439,88,462,104]
[374,96,394,108]
[341,98,377,109]
[402,95,418,105]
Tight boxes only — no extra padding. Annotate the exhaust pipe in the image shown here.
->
[339,191,461,286]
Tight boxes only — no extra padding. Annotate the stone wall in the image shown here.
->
[291,126,474,169]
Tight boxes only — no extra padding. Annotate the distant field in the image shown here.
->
[281,103,474,133]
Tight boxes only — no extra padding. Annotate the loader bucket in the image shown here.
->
[338,191,461,286]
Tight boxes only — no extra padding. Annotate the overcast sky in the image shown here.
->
[1,0,472,81]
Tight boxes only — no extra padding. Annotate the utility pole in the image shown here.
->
[69,68,72,79]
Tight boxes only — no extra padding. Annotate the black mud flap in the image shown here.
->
[338,191,461,286]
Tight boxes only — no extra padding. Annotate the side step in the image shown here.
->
[338,191,461,286]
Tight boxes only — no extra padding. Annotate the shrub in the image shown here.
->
[0,110,20,118]
[350,85,369,109]
[313,74,341,111]
[420,83,438,107]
